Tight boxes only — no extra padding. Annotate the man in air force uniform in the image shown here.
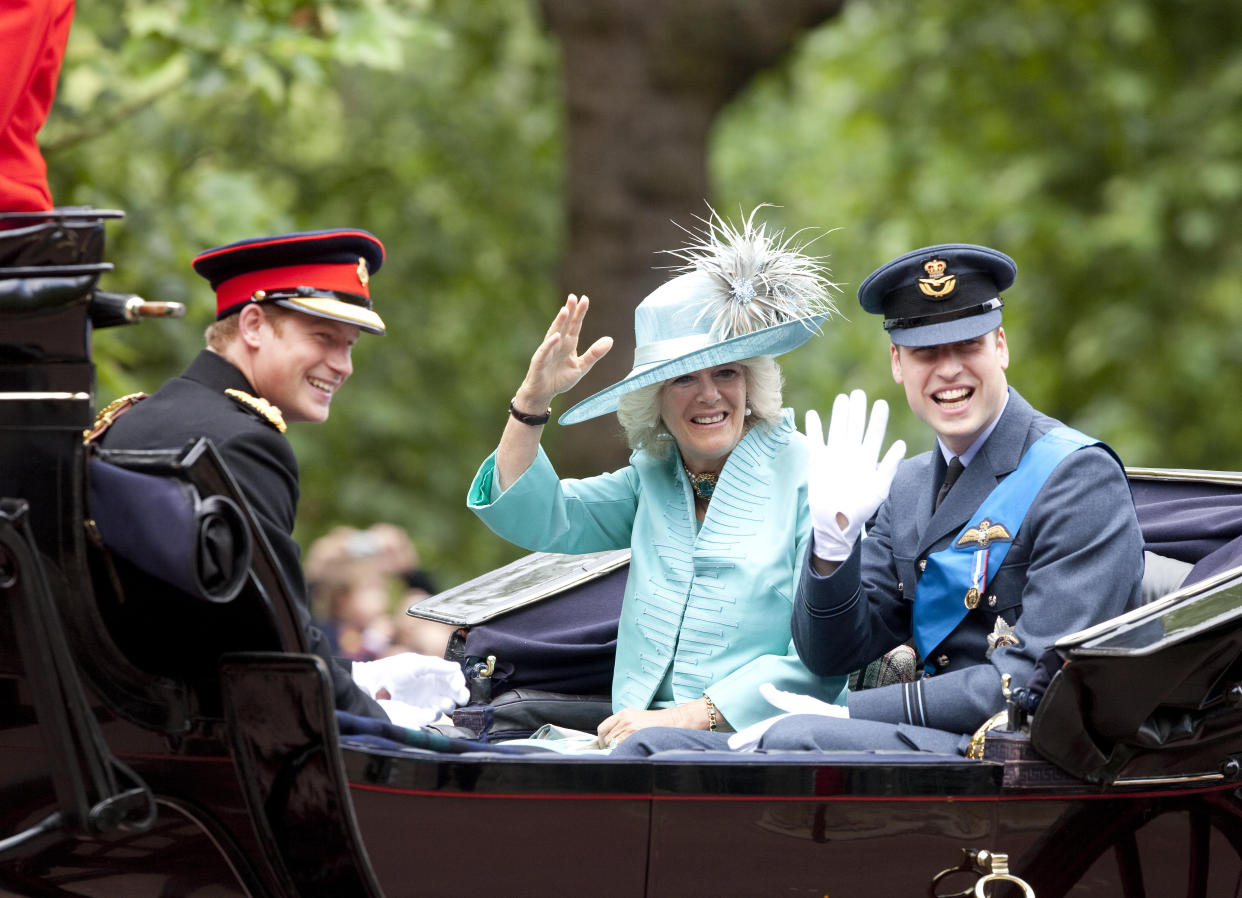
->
[616,243,1145,757]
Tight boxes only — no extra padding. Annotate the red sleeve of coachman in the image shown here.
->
[0,0,75,213]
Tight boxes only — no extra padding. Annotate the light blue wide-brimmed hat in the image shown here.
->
[559,208,840,426]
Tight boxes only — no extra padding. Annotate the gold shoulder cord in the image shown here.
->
[225,388,287,433]
[84,392,148,443]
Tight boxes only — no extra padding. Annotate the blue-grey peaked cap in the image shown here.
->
[858,243,1016,348]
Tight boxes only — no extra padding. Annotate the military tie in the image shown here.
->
[934,456,964,511]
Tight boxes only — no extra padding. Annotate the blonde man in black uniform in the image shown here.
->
[102,229,467,726]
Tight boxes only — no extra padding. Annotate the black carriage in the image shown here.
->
[1,212,1240,897]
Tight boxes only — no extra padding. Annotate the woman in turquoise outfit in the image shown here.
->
[468,209,848,747]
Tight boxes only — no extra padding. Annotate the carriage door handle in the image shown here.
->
[930,848,1036,898]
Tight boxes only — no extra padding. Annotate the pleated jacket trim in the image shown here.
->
[617,413,793,709]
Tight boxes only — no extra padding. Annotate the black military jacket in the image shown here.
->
[101,348,385,719]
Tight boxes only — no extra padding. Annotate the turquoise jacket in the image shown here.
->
[467,411,847,730]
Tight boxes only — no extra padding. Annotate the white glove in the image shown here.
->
[376,698,440,730]
[806,389,906,562]
[352,652,469,717]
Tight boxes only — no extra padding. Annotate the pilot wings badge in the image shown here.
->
[956,518,1012,550]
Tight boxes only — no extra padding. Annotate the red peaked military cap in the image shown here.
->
[192,229,386,335]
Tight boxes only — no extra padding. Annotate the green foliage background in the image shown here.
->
[714,0,1242,468]
[49,0,1242,589]
[52,0,563,586]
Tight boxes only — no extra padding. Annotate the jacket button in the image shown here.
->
[987,594,997,608]
[897,581,904,594]
[937,654,950,668]
[918,559,927,572]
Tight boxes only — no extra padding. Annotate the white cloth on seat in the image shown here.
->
[728,683,849,751]
[499,724,614,755]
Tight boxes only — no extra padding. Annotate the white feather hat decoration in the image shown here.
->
[559,205,840,426]
[669,204,839,340]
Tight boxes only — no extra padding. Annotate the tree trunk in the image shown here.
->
[539,0,846,474]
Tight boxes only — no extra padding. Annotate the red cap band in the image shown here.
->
[215,262,371,317]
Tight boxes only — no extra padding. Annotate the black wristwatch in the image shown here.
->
[509,397,552,426]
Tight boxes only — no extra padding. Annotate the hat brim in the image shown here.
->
[888,307,1002,348]
[273,296,386,336]
[558,313,828,425]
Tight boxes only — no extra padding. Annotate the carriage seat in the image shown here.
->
[87,438,308,719]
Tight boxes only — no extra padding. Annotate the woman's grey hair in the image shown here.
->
[615,356,784,458]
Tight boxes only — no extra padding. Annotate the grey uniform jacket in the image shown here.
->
[793,388,1144,736]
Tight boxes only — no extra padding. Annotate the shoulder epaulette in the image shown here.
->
[225,388,287,433]
[84,392,148,444]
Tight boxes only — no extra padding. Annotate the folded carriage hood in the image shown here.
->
[1033,566,1242,785]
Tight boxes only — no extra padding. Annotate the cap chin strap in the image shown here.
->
[884,298,1002,332]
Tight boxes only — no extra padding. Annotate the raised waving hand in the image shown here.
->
[516,294,614,411]
[496,295,613,491]
[805,389,906,568]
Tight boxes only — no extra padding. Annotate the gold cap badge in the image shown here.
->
[225,388,287,433]
[356,256,369,288]
[917,257,957,298]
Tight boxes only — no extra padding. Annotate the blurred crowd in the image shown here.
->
[305,523,444,661]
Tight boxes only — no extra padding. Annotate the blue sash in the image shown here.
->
[912,427,1098,674]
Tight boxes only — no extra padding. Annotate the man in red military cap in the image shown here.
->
[189,229,389,425]
[101,229,468,725]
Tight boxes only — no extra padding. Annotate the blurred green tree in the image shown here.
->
[49,0,565,585]
[712,0,1242,469]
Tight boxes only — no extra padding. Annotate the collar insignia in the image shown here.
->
[356,256,369,288]
[225,388,287,433]
[956,518,1012,549]
[917,257,957,298]
[985,616,1020,658]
